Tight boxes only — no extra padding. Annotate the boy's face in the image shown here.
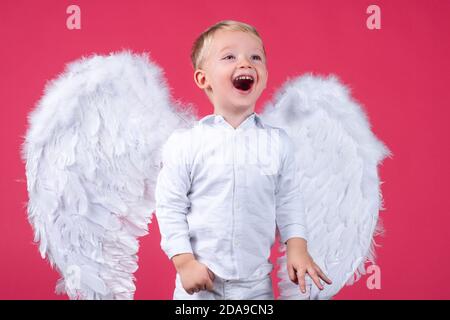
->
[194,30,268,113]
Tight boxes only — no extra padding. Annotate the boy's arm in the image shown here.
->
[172,253,196,272]
[275,130,308,245]
[155,131,194,261]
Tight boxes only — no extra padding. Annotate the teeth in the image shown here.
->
[232,74,255,91]
[234,75,254,81]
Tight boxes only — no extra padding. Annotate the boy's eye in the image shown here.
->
[222,54,263,61]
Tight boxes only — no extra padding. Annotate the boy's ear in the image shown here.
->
[194,69,209,90]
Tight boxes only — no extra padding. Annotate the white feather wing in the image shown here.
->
[261,74,391,299]
[21,51,196,299]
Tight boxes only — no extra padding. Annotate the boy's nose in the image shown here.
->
[238,56,253,68]
[238,61,253,70]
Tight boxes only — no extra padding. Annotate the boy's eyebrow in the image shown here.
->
[218,46,265,54]
[219,46,234,53]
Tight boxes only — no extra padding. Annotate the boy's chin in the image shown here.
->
[234,93,262,106]
[228,100,257,111]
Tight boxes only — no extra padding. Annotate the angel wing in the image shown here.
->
[21,51,196,299]
[261,74,391,300]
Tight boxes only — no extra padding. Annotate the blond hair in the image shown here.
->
[190,20,266,70]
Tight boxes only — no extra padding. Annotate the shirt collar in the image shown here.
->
[198,112,265,129]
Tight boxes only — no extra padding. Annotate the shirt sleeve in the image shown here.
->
[275,130,308,244]
[154,130,193,259]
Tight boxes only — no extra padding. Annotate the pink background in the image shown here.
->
[1,0,449,299]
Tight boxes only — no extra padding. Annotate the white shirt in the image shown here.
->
[155,112,308,280]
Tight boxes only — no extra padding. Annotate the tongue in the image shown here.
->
[233,78,253,91]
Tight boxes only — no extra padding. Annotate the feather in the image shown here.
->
[22,50,197,299]
[261,73,391,299]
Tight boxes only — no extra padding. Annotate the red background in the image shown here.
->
[1,0,449,299]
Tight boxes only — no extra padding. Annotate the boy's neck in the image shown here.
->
[213,108,255,129]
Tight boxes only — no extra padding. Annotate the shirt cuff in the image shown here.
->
[279,223,308,244]
[163,236,194,260]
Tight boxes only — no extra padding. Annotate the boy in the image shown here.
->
[155,20,332,300]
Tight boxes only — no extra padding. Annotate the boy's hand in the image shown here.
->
[286,238,332,294]
[173,253,215,295]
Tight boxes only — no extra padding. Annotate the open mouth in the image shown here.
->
[232,74,255,92]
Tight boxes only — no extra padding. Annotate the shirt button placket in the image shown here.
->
[231,129,239,279]
[235,130,242,276]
